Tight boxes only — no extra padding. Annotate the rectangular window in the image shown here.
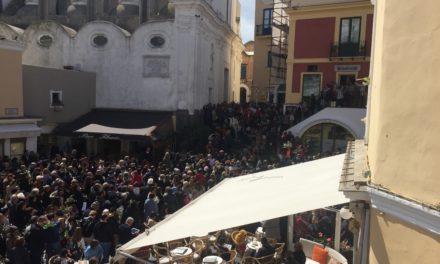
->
[302,73,322,98]
[241,64,247,80]
[340,17,361,44]
[10,138,26,160]
[339,17,362,56]
[50,90,63,107]
[262,8,273,35]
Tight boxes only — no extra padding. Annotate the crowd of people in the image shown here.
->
[0,103,345,264]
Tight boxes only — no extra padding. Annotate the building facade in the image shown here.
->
[0,0,243,116]
[339,0,440,263]
[285,0,373,105]
[253,0,273,103]
[365,0,440,262]
[240,40,254,103]
[0,39,41,159]
[22,65,96,155]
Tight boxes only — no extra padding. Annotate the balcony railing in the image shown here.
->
[255,24,272,36]
[329,42,369,59]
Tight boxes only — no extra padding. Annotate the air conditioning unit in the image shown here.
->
[236,17,240,22]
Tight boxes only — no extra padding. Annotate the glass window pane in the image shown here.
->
[350,18,361,43]
[263,9,272,28]
[10,140,25,159]
[302,74,321,97]
[241,64,247,79]
[340,19,350,43]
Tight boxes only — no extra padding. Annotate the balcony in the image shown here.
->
[255,24,272,36]
[329,42,369,60]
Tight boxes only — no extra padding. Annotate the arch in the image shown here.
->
[287,107,366,139]
[0,22,24,40]
[239,84,251,103]
[76,20,131,38]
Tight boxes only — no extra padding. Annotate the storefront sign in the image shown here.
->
[334,65,361,72]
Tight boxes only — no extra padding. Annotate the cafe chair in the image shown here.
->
[221,249,237,264]
[188,239,205,263]
[257,254,276,264]
[153,245,172,264]
[273,243,285,264]
[171,252,194,264]
[167,240,186,251]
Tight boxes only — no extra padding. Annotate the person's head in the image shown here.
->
[294,242,303,252]
[14,236,25,247]
[89,257,99,264]
[89,210,97,218]
[126,217,134,227]
[90,239,99,249]
[37,215,49,227]
[261,237,270,246]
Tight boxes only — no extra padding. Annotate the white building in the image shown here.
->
[0,0,243,115]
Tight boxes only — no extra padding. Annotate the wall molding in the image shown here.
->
[367,187,440,236]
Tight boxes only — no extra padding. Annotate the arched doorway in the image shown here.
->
[240,87,247,103]
[301,123,354,155]
[239,84,250,103]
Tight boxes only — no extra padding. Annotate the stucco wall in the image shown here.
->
[22,65,96,124]
[294,17,335,59]
[369,209,440,263]
[367,0,440,205]
[0,41,23,118]
[1,0,242,114]
[291,61,370,93]
[285,1,373,104]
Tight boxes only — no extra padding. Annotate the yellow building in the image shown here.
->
[340,0,440,263]
[253,0,274,103]
[0,39,40,158]
[240,41,254,103]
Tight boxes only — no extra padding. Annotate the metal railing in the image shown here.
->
[329,42,369,58]
[255,24,272,36]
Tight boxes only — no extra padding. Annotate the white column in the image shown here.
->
[334,212,341,252]
[3,139,11,157]
[26,137,38,153]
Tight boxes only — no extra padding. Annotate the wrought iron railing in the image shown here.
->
[255,24,272,36]
[329,42,369,58]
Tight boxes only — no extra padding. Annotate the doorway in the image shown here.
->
[240,87,247,103]
[337,73,356,86]
[98,139,121,161]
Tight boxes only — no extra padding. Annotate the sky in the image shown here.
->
[240,0,256,43]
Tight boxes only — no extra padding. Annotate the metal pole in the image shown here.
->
[334,211,341,252]
[287,214,295,251]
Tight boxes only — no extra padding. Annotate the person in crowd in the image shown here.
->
[118,217,136,245]
[9,236,30,264]
[292,242,306,264]
[93,212,115,263]
[144,193,158,220]
[84,239,104,262]
[255,237,275,258]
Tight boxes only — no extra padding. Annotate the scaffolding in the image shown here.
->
[268,0,290,104]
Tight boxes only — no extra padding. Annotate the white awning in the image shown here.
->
[287,108,366,139]
[75,124,156,137]
[120,154,348,253]
[0,123,41,139]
